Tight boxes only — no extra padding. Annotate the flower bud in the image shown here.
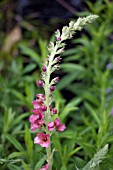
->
[49,105,53,111]
[37,80,43,87]
[42,105,47,111]
[42,66,46,72]
[57,37,61,41]
[56,56,61,62]
[50,86,55,91]
[52,108,57,114]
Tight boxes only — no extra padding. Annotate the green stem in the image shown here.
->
[44,53,56,170]
[44,42,62,170]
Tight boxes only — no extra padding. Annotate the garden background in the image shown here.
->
[0,0,113,169]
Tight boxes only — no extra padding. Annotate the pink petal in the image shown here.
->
[57,124,66,132]
[40,140,50,148]
[34,136,40,144]
[29,114,37,123]
[30,124,41,131]
[54,118,60,126]
[40,163,49,170]
[47,122,54,131]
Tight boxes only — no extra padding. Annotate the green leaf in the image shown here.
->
[60,106,78,121]
[24,124,33,162]
[61,63,85,73]
[7,164,21,170]
[8,152,26,159]
[84,102,101,126]
[22,161,31,170]
[4,133,24,152]
[34,157,46,170]
[58,72,81,90]
[23,63,37,74]
[19,44,41,65]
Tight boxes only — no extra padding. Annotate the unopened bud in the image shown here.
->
[52,108,57,114]
[50,86,55,91]
[42,66,46,72]
[37,80,43,87]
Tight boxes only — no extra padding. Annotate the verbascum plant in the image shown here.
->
[29,14,98,170]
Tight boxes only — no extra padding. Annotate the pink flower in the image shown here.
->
[34,132,50,148]
[32,99,43,109]
[29,113,44,131]
[47,122,54,131]
[36,94,45,100]
[40,163,49,170]
[54,118,66,132]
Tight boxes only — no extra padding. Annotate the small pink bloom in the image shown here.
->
[29,114,37,124]
[29,113,44,131]
[54,118,66,132]
[30,123,41,131]
[56,124,66,131]
[31,109,44,115]
[40,163,49,170]
[52,108,57,114]
[47,122,54,131]
[36,94,45,100]
[50,86,55,91]
[32,99,42,109]
[54,118,60,126]
[34,132,50,148]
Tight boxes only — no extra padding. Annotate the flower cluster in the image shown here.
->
[29,14,98,170]
[29,90,66,148]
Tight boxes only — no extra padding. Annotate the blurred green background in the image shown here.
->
[0,0,113,169]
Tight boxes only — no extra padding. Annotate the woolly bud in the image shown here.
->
[52,108,57,114]
[56,56,61,62]
[37,80,43,87]
[55,29,60,38]
[54,77,59,83]
[49,42,54,47]
[50,86,55,91]
[42,105,47,111]
[42,66,46,72]
[49,105,53,111]
[57,37,61,41]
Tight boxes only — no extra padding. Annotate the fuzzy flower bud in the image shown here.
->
[57,37,61,41]
[52,108,57,114]
[49,105,53,111]
[42,66,47,72]
[37,80,43,87]
[42,105,47,111]
[50,86,55,91]
[56,56,61,62]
